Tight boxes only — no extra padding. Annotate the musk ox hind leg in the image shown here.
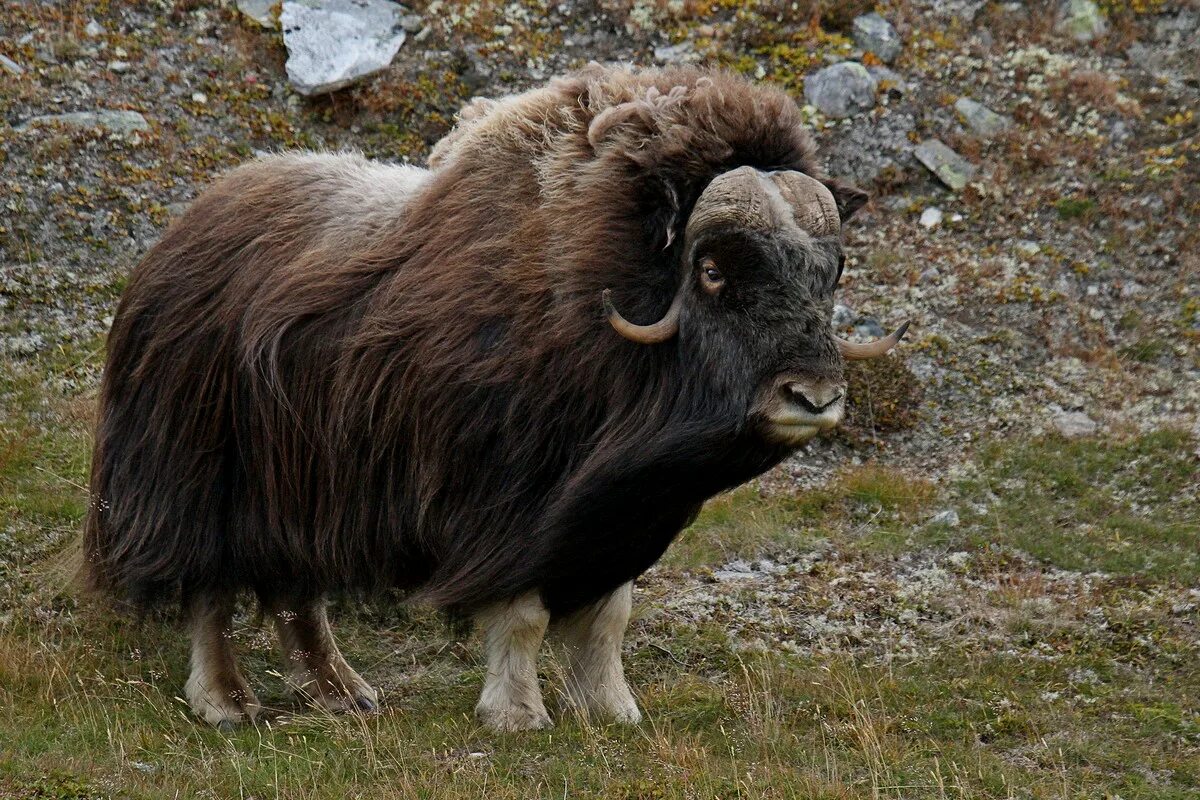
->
[474,591,552,732]
[184,590,261,729]
[268,596,379,714]
[555,582,641,724]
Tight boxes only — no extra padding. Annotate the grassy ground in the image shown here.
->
[1,341,1197,799]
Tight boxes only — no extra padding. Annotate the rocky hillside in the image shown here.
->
[2,0,1197,477]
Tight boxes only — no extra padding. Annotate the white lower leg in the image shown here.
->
[474,591,551,731]
[556,582,640,723]
[184,591,260,728]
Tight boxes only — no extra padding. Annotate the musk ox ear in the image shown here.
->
[822,179,870,222]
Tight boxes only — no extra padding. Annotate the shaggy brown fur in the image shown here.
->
[84,64,860,619]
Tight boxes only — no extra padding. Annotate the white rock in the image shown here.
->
[929,509,960,528]
[920,207,943,228]
[18,109,150,136]
[1056,0,1108,43]
[85,19,105,37]
[1053,410,1098,438]
[281,0,408,96]
[191,91,208,103]
[238,0,280,29]
[0,54,24,76]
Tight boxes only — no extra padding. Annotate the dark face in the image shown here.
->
[680,225,847,446]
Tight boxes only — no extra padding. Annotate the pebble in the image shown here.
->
[191,91,208,103]
[0,54,24,76]
[929,509,960,528]
[832,304,855,329]
[109,60,131,73]
[954,96,1013,138]
[920,207,943,228]
[803,61,877,118]
[1015,240,1041,257]
[914,139,976,192]
[852,13,902,63]
[85,19,105,37]
[280,0,409,96]
[1053,410,1098,438]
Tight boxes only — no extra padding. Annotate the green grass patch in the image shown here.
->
[957,429,1200,581]
[1055,196,1097,220]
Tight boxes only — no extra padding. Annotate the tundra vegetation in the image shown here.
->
[1,1,1197,799]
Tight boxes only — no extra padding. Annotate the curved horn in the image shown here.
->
[835,321,911,360]
[770,171,839,237]
[602,284,685,344]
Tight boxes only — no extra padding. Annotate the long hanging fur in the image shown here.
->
[84,65,822,615]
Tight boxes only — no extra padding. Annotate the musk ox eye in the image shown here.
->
[699,258,724,295]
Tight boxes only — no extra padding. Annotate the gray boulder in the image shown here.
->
[914,139,976,191]
[804,62,877,118]
[852,13,902,63]
[281,0,408,96]
[954,97,1012,138]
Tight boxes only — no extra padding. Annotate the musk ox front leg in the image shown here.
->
[555,582,641,723]
[474,591,552,731]
[268,596,378,714]
[184,590,261,729]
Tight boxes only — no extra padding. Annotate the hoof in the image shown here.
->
[354,695,378,713]
[476,703,553,733]
[216,719,238,734]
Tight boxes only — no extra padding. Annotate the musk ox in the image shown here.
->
[84,64,907,730]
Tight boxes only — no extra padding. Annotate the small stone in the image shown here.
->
[108,60,131,73]
[954,97,1012,138]
[914,139,976,192]
[653,41,699,64]
[852,13,901,63]
[238,0,280,29]
[18,109,150,137]
[0,54,24,76]
[1053,410,1098,438]
[191,91,208,103]
[1056,0,1108,43]
[919,207,943,228]
[85,19,105,37]
[804,61,877,118]
[832,304,855,329]
[281,0,409,96]
[854,318,886,339]
[1015,240,1040,257]
[929,509,960,528]
[918,266,940,283]
[400,13,423,33]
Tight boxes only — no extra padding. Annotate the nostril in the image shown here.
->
[786,383,843,414]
